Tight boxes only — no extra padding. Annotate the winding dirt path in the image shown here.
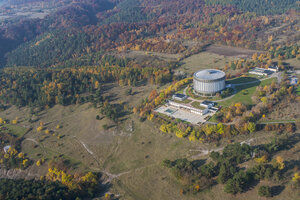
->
[72,136,101,167]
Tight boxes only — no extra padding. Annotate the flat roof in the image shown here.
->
[201,100,214,105]
[268,66,278,69]
[194,69,225,80]
[173,93,187,98]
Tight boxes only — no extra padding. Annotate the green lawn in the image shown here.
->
[208,115,219,123]
[296,85,300,96]
[191,101,206,110]
[218,78,277,107]
[172,99,192,104]
[176,86,186,94]
[227,76,259,84]
[3,124,28,138]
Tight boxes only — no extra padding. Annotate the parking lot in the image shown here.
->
[155,105,212,124]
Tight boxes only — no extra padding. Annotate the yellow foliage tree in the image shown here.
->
[105,193,110,199]
[160,124,167,133]
[188,131,196,142]
[18,152,25,159]
[261,97,268,104]
[95,81,99,89]
[195,184,200,192]
[37,126,43,132]
[273,156,285,170]
[147,114,154,121]
[8,147,18,156]
[254,155,267,164]
[252,53,258,60]
[36,160,41,167]
[23,159,28,167]
[292,173,300,183]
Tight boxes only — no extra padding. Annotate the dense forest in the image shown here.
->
[205,0,299,15]
[0,175,105,200]
[0,179,75,199]
[0,65,172,107]
[0,0,299,67]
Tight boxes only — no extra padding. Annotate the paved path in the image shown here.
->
[183,86,188,95]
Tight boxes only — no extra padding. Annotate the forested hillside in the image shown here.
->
[205,0,299,15]
[1,0,299,68]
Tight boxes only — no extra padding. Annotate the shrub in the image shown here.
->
[258,185,272,197]
[103,124,109,130]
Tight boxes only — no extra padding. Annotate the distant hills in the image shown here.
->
[0,0,299,68]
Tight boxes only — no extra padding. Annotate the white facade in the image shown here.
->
[200,102,214,108]
[249,71,266,76]
[168,101,208,116]
[3,145,11,153]
[268,66,278,72]
[193,69,226,95]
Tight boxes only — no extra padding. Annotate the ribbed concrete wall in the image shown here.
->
[193,71,226,95]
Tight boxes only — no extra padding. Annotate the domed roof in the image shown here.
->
[194,69,225,80]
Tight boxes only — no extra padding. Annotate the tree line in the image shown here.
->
[163,135,299,196]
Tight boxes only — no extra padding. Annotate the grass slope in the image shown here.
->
[219,78,276,107]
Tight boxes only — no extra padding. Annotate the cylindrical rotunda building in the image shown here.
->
[193,69,226,96]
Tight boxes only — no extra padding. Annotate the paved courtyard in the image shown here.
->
[155,105,212,124]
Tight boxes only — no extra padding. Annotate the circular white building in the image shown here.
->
[193,69,226,96]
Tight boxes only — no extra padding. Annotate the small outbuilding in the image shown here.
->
[290,77,298,86]
[3,145,11,153]
[200,101,215,109]
[268,66,279,72]
[249,68,273,76]
[172,93,188,101]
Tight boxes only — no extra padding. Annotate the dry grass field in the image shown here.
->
[1,101,299,199]
[205,44,263,58]
[178,45,262,76]
[283,58,300,69]
[265,99,300,121]
[179,51,235,75]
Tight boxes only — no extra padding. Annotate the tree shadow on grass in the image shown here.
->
[191,159,206,168]
[227,77,259,85]
[106,93,119,102]
[271,185,285,197]
[244,179,260,193]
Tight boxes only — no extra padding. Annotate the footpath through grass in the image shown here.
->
[218,77,276,107]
